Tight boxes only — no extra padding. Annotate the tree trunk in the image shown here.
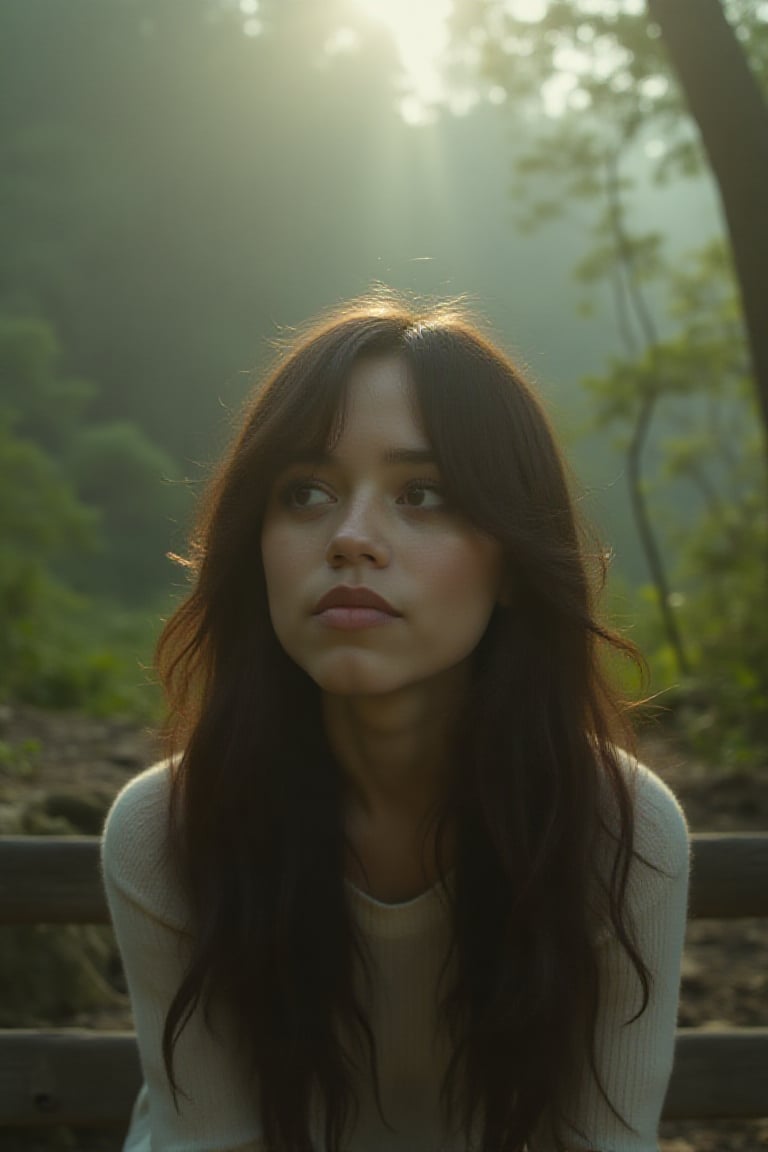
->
[646,0,768,456]
[626,390,691,679]
[604,151,691,678]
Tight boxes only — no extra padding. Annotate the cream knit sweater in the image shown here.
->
[101,754,689,1152]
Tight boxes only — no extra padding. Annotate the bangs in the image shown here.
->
[249,314,416,489]
[254,359,350,477]
[400,325,584,602]
[402,329,535,531]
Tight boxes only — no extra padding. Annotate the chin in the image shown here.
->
[305,653,413,698]
[312,669,403,698]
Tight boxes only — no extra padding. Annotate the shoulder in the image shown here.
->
[101,760,188,929]
[626,750,690,878]
[102,760,174,869]
[587,748,691,959]
[599,747,691,886]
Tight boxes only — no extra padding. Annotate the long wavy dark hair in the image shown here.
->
[157,292,655,1151]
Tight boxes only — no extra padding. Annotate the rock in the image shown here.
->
[39,791,113,836]
[108,744,143,768]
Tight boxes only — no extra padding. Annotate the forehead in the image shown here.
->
[332,355,427,452]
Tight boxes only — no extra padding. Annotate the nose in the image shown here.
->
[325,493,390,569]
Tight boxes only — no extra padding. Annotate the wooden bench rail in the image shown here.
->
[2,833,767,1127]
[1,1028,766,1126]
[667,1028,768,1120]
[0,1031,140,1128]
[0,837,108,925]
[687,831,768,919]
[1,833,768,924]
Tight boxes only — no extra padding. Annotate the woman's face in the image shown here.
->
[260,355,503,700]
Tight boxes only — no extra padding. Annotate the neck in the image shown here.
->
[323,669,468,826]
[324,675,467,902]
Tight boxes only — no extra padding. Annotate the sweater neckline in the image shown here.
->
[344,870,454,937]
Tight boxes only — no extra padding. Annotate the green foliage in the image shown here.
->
[66,421,190,603]
[62,599,165,721]
[581,237,768,766]
[0,313,177,716]
[0,413,95,559]
[0,315,94,452]
[0,399,101,707]
[0,566,163,720]
[0,737,41,779]
[674,485,768,763]
[455,0,768,202]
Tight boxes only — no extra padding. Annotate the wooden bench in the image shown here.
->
[1,833,767,1129]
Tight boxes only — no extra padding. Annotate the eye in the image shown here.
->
[398,480,446,509]
[279,479,334,509]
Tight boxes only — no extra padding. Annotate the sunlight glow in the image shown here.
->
[346,0,657,124]
[355,0,453,125]
[324,27,361,56]
[351,0,556,123]
[505,0,548,20]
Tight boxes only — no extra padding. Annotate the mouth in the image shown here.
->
[312,586,401,617]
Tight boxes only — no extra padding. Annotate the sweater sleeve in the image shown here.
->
[101,763,266,1152]
[535,756,690,1152]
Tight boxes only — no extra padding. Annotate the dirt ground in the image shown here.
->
[1,705,766,1151]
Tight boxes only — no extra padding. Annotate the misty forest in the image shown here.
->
[1,3,768,1151]
[2,0,766,760]
[3,0,767,763]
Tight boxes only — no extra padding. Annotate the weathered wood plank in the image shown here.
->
[0,1028,766,1124]
[0,1030,140,1126]
[0,838,110,924]
[1,833,767,924]
[688,832,768,918]
[663,1028,768,1119]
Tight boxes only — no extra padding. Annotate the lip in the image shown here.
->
[312,586,401,616]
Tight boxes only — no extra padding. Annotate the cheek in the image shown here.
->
[261,525,300,632]
[415,536,502,606]
[262,522,309,588]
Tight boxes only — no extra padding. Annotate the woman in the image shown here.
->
[102,294,690,1152]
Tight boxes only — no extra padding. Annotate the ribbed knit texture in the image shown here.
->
[101,753,689,1152]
